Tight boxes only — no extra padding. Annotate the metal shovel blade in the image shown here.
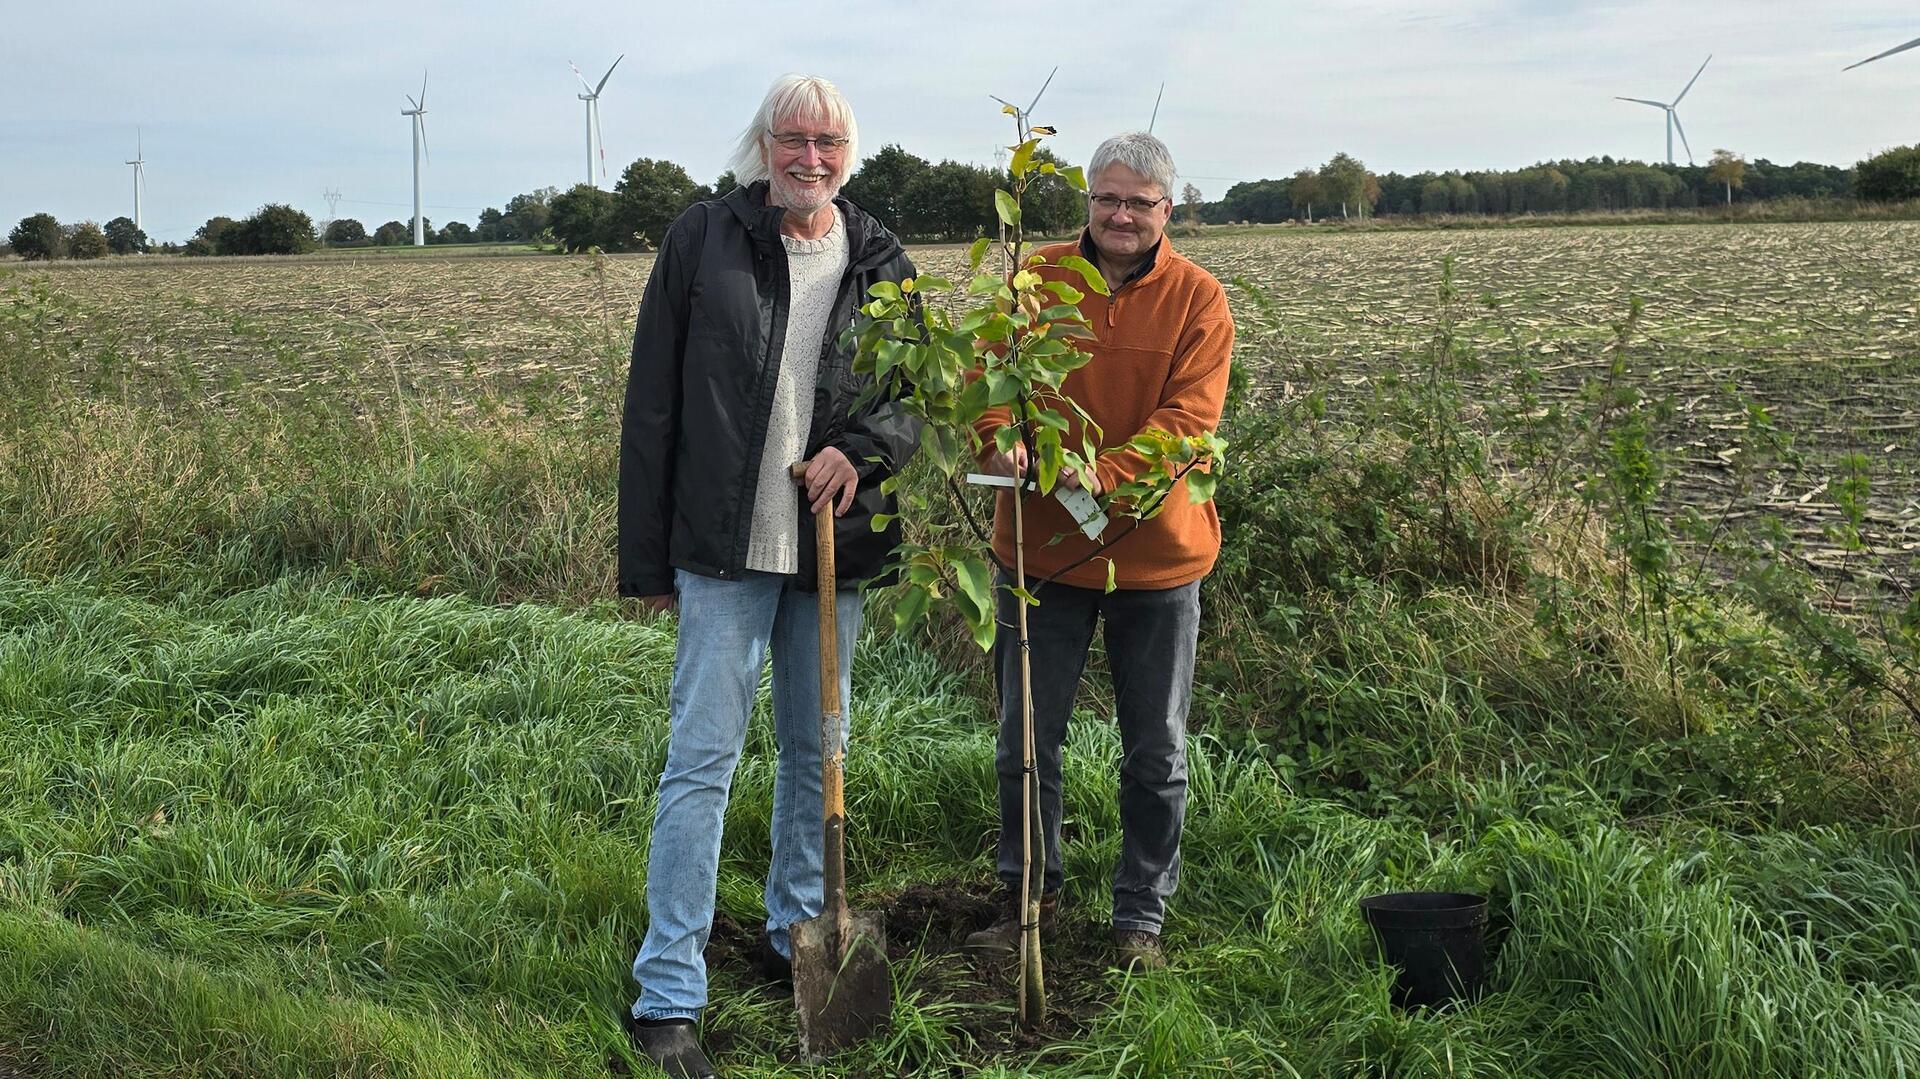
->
[790,908,891,1059]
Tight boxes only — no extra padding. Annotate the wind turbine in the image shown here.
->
[125,128,146,235]
[1149,82,1164,134]
[1616,54,1711,165]
[401,73,429,246]
[990,65,1058,138]
[1845,35,1920,70]
[570,55,623,187]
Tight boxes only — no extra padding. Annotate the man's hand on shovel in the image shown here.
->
[797,446,859,516]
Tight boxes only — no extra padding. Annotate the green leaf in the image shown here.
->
[893,583,932,631]
[994,189,1021,228]
[953,557,994,637]
[1041,280,1084,305]
[868,280,903,301]
[912,275,953,293]
[984,368,1021,406]
[1104,557,1117,594]
[1061,165,1087,192]
[1010,139,1039,178]
[1056,255,1109,296]
[1186,470,1219,503]
[968,236,992,270]
[869,512,895,532]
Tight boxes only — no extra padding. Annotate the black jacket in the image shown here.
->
[618,182,920,596]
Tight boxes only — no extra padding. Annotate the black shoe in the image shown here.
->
[759,932,792,985]
[625,1017,718,1079]
[964,890,1058,956]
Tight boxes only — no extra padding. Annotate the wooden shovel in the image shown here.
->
[786,462,891,1059]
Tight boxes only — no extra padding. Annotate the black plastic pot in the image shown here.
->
[1359,891,1488,1009]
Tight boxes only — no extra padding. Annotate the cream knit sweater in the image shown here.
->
[745,207,848,574]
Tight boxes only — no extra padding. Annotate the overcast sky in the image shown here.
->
[5,1,1916,243]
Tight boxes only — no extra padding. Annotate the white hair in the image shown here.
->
[726,74,860,187]
[1088,132,1177,197]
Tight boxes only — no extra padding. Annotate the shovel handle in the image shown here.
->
[791,462,851,944]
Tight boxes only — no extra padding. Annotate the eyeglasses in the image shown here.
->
[769,132,850,153]
[1089,193,1169,215]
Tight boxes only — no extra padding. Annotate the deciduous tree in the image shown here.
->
[842,144,930,238]
[902,160,996,241]
[323,218,367,245]
[1289,169,1321,222]
[503,187,558,243]
[1019,147,1085,236]
[1706,149,1747,205]
[608,158,702,250]
[1318,153,1375,219]
[66,222,108,260]
[8,213,63,260]
[103,216,148,254]
[226,204,317,255]
[371,220,411,246]
[547,183,616,252]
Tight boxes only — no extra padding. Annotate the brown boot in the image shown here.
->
[964,890,1058,956]
[1112,928,1166,971]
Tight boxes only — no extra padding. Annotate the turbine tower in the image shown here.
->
[125,128,146,234]
[1845,35,1920,70]
[1616,54,1711,165]
[570,55,623,188]
[401,74,429,246]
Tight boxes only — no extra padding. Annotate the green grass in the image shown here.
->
[3,573,1918,1077]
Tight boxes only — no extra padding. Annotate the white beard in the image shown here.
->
[769,169,840,215]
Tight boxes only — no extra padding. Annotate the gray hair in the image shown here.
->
[1087,132,1176,196]
[726,74,860,187]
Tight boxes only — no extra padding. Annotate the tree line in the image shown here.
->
[10,144,1920,260]
[1206,146,1920,223]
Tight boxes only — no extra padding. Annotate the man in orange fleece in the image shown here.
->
[964,132,1233,970]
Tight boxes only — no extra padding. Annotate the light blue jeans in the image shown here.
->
[630,569,861,1021]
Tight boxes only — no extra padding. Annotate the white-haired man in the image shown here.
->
[618,74,918,1079]
[965,132,1233,971]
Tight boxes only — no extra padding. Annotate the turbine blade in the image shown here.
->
[596,54,623,96]
[1673,54,1710,104]
[405,95,420,112]
[1616,96,1669,108]
[569,60,596,95]
[594,103,607,180]
[1149,82,1164,133]
[419,117,430,164]
[419,72,428,110]
[1026,65,1058,115]
[1845,35,1920,71]
[1672,110,1693,163]
[989,94,1017,109]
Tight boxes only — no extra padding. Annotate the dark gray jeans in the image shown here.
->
[994,575,1201,933]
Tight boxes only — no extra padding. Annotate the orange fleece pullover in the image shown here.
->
[975,235,1234,590]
